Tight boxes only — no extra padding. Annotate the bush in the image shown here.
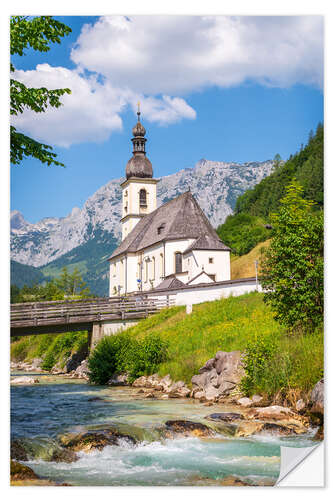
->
[88,332,169,385]
[240,334,279,396]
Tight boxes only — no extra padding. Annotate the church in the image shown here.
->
[108,108,231,296]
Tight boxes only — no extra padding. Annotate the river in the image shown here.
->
[10,373,317,486]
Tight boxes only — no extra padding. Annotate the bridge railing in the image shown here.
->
[10,296,175,328]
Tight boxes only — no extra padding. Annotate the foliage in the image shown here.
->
[11,260,46,289]
[216,213,271,255]
[10,16,71,167]
[41,331,87,370]
[11,266,92,303]
[235,123,323,216]
[217,123,323,255]
[55,266,90,298]
[11,331,87,370]
[240,334,280,395]
[88,332,169,385]
[260,180,323,331]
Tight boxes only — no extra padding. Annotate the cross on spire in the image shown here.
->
[137,101,141,121]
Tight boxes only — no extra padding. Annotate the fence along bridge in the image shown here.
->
[10,296,174,342]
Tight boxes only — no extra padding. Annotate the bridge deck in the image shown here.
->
[11,296,174,336]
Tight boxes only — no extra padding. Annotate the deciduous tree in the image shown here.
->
[260,180,323,331]
[10,16,72,167]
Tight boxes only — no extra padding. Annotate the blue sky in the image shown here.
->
[10,15,324,223]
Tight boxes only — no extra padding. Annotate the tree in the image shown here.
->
[260,180,323,331]
[56,267,91,298]
[10,16,72,167]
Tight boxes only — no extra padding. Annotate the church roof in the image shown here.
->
[153,276,186,290]
[109,191,230,260]
[183,234,230,254]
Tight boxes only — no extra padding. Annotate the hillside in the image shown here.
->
[230,240,271,280]
[217,124,324,255]
[10,260,47,288]
[11,293,323,398]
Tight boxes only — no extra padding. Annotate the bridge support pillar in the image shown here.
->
[90,322,104,351]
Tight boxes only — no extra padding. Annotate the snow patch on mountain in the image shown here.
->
[10,159,274,267]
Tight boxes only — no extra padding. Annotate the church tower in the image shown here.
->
[121,104,158,241]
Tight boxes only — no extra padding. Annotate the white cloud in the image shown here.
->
[71,16,323,93]
[12,15,323,147]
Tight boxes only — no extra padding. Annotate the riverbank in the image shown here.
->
[11,371,321,486]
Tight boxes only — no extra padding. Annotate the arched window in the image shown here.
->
[152,256,155,280]
[160,253,164,278]
[139,189,147,207]
[175,252,182,274]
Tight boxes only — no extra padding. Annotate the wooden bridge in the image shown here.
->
[10,296,174,339]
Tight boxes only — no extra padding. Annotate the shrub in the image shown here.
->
[240,334,279,396]
[88,332,169,385]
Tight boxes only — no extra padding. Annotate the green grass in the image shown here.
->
[10,292,323,397]
[115,292,323,395]
[11,331,88,370]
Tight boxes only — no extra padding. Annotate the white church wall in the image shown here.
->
[148,279,261,306]
[164,239,195,277]
[192,249,231,282]
[188,272,214,285]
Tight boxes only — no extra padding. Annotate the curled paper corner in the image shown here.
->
[276,443,324,487]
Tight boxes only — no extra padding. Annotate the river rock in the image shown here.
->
[108,373,129,386]
[74,359,90,379]
[296,399,306,412]
[191,350,245,401]
[11,376,39,385]
[167,380,190,398]
[65,345,88,373]
[59,428,136,452]
[158,374,173,391]
[10,460,38,480]
[206,412,245,423]
[164,420,213,438]
[309,379,324,416]
[132,376,148,387]
[11,440,28,461]
[252,394,263,404]
[48,447,78,463]
[247,405,294,420]
[237,397,253,407]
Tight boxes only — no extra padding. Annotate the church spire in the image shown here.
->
[125,105,153,179]
[131,102,147,155]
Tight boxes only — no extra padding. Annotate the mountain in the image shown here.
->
[11,158,275,295]
[10,260,47,289]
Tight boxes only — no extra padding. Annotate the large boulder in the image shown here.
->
[191,350,245,401]
[59,428,136,452]
[164,420,213,438]
[10,460,38,481]
[65,345,88,373]
[309,379,324,416]
[74,359,90,380]
[108,373,129,386]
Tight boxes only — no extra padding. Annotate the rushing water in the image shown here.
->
[10,373,316,486]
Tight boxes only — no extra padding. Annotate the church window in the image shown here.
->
[152,256,156,279]
[209,257,214,264]
[139,189,147,207]
[157,223,165,235]
[145,259,148,282]
[160,253,164,278]
[124,190,128,197]
[175,252,182,274]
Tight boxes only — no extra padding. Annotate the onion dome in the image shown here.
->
[126,103,153,179]
[132,120,146,137]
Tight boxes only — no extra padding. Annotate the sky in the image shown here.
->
[10,15,324,223]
